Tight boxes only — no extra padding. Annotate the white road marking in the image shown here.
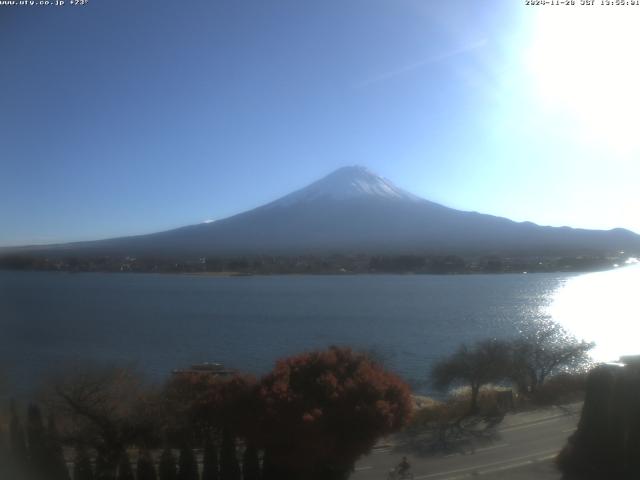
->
[444,443,509,457]
[354,465,373,471]
[500,415,567,432]
[473,443,509,453]
[477,453,556,476]
[372,448,393,454]
[412,448,559,479]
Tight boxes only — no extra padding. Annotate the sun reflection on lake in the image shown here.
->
[547,262,640,363]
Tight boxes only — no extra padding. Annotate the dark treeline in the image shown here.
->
[0,346,413,480]
[0,252,622,275]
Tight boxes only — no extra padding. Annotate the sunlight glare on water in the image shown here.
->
[547,261,640,363]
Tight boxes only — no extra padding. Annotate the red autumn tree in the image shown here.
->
[164,373,256,480]
[254,346,413,480]
[163,372,221,441]
[163,372,258,444]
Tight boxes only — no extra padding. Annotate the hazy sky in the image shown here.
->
[2,0,640,246]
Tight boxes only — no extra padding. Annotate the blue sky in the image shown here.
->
[2,0,639,246]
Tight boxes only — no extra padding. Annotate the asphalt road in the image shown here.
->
[352,404,581,480]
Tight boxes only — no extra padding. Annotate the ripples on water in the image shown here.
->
[548,262,640,363]
[1,266,637,394]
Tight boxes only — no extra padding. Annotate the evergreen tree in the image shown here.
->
[95,451,117,480]
[201,436,219,480]
[0,421,9,480]
[73,446,94,480]
[177,445,198,480]
[0,420,4,456]
[9,401,28,467]
[27,403,48,477]
[260,450,284,480]
[46,413,70,480]
[159,448,178,480]
[219,428,240,480]
[242,444,260,480]
[136,449,158,480]
[116,451,135,480]
[260,450,272,480]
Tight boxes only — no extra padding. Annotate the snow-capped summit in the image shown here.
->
[268,166,421,207]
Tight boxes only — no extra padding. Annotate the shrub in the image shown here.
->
[529,373,587,406]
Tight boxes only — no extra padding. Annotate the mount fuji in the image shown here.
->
[7,166,640,258]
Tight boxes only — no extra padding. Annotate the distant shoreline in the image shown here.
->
[0,264,630,277]
[1,251,635,276]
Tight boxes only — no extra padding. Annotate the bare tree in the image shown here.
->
[44,365,159,473]
[510,320,594,394]
[431,339,511,414]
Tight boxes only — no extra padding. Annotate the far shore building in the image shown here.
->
[171,362,235,378]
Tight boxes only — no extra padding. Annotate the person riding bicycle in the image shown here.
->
[387,456,412,480]
[397,456,411,476]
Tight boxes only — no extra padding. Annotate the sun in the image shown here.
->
[526,6,640,155]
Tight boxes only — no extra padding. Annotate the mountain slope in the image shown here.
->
[6,166,640,257]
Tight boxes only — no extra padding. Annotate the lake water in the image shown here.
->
[1,266,638,394]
